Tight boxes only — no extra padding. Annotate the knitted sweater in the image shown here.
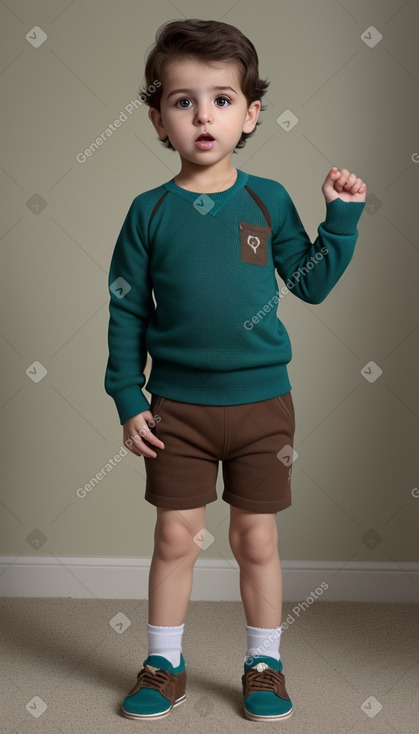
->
[105,168,364,424]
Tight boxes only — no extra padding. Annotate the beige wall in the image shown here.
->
[1,0,418,563]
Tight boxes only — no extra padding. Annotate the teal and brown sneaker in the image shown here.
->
[121,654,186,720]
[242,656,293,721]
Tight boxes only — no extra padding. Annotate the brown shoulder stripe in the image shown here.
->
[244,185,272,228]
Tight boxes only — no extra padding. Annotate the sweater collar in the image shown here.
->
[163,168,248,214]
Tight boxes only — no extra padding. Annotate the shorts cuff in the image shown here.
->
[222,489,292,514]
[145,487,217,510]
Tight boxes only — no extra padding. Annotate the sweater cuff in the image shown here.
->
[324,199,365,235]
[112,386,151,425]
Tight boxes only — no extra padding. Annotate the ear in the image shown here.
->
[242,100,261,134]
[148,107,166,140]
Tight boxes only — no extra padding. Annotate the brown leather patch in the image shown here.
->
[239,222,271,266]
[127,665,186,704]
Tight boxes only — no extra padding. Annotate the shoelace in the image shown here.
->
[137,665,173,691]
[243,667,289,699]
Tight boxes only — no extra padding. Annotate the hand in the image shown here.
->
[322,167,367,203]
[123,410,165,459]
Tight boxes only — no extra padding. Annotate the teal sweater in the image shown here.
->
[105,168,364,424]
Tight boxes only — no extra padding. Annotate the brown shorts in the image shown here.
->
[144,393,296,514]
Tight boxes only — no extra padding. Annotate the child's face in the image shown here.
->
[148,58,260,168]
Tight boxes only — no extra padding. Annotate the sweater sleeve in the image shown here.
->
[272,186,365,304]
[104,198,154,424]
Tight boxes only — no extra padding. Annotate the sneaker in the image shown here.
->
[121,654,186,720]
[242,656,293,721]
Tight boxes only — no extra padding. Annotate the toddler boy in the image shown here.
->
[105,18,366,722]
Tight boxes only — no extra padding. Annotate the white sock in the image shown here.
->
[147,622,185,667]
[245,624,282,663]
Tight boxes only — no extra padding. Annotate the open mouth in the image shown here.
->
[195,133,215,150]
[196,133,215,142]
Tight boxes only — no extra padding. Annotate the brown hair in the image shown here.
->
[140,19,269,151]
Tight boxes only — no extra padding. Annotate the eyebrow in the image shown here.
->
[166,86,238,99]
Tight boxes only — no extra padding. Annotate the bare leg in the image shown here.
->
[148,506,206,626]
[228,507,282,628]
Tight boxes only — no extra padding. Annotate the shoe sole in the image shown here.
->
[121,694,186,720]
[244,705,293,722]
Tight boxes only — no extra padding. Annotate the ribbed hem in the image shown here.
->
[110,386,151,425]
[147,623,185,667]
[324,199,365,234]
[145,361,292,406]
[148,622,185,649]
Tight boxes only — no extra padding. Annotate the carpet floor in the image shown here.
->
[1,599,418,733]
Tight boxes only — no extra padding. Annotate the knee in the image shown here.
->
[155,520,199,562]
[229,524,278,565]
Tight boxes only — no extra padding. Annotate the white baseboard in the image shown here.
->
[0,556,418,602]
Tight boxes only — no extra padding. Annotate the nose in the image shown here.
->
[194,101,212,125]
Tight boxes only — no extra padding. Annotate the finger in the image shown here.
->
[134,424,165,456]
[344,176,366,194]
[131,443,152,458]
[324,166,340,185]
[123,433,145,456]
[330,166,340,178]
[342,173,358,191]
[348,177,364,194]
[129,417,165,447]
[139,423,165,449]
[334,168,351,191]
[132,433,159,459]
